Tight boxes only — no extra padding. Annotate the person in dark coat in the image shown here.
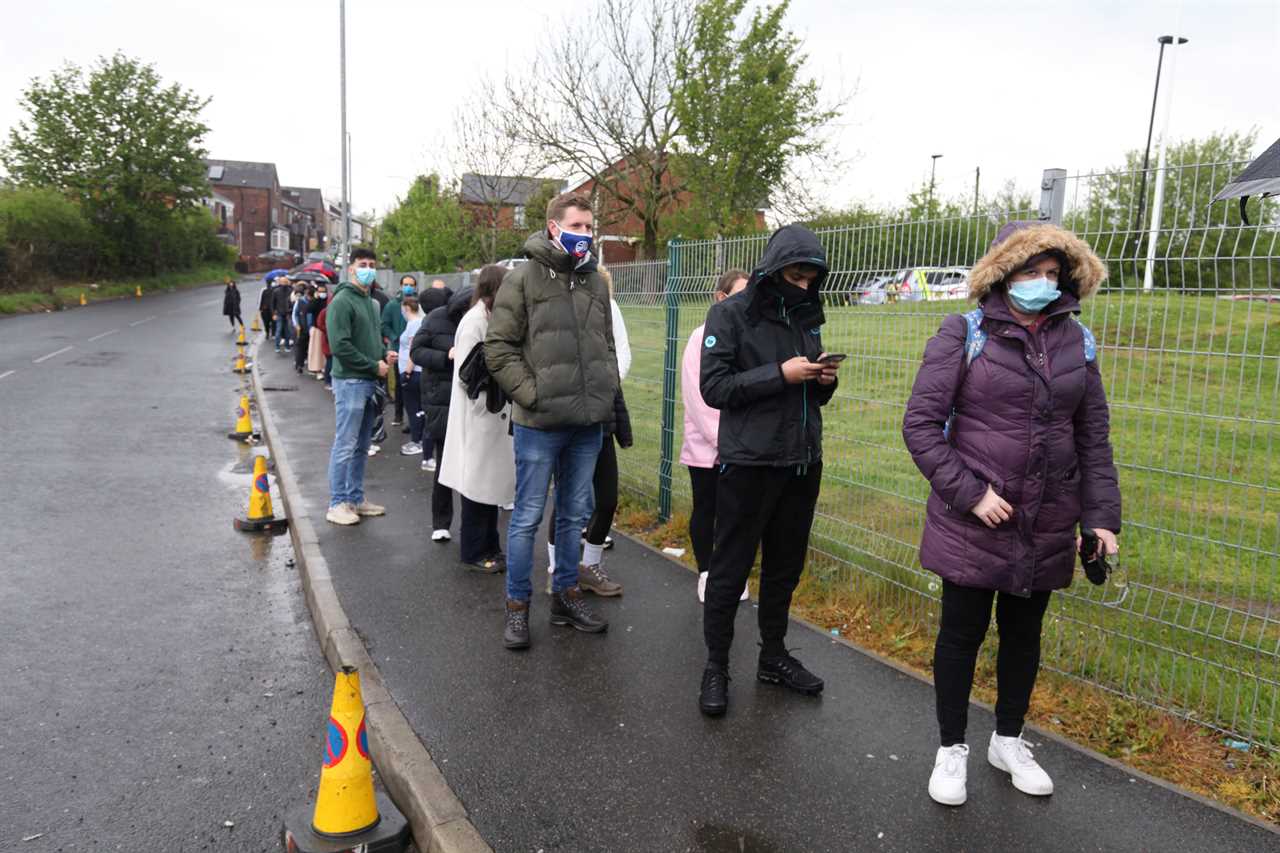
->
[410,286,473,540]
[902,220,1121,807]
[222,279,243,330]
[697,224,842,718]
[271,278,295,352]
[409,285,452,463]
[258,281,274,337]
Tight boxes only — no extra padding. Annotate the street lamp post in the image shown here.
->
[339,0,350,266]
[1134,35,1188,234]
[1141,35,1188,292]
[928,154,943,212]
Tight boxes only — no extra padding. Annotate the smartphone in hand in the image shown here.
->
[816,353,847,365]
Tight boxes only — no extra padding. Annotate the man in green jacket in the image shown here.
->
[486,193,619,650]
[381,274,416,426]
[325,247,399,526]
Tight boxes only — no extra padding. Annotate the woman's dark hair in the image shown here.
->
[473,264,506,310]
[716,268,749,296]
[400,274,417,288]
[402,295,419,313]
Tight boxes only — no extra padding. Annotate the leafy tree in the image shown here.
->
[0,186,98,288]
[0,52,212,274]
[670,0,837,238]
[379,176,475,272]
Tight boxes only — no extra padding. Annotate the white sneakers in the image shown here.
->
[696,571,750,603]
[326,503,360,526]
[400,442,422,456]
[431,529,451,542]
[928,734,1052,806]
[423,456,437,472]
[354,500,385,517]
[928,744,970,805]
[988,733,1054,796]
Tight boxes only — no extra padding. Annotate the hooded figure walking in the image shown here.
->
[902,221,1121,807]
[697,224,842,718]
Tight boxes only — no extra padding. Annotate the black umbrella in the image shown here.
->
[290,272,331,283]
[1213,136,1280,225]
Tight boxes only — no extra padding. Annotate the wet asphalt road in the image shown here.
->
[261,343,1279,853]
[0,285,330,851]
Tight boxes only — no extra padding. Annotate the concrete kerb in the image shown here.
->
[618,531,1280,837]
[248,338,494,853]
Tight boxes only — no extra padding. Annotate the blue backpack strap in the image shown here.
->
[963,307,987,365]
[1071,315,1097,362]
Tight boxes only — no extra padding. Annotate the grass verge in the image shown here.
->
[613,492,1280,826]
[0,262,236,314]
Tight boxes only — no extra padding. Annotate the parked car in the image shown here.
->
[494,257,527,271]
[852,274,898,305]
[858,266,969,304]
[257,249,302,267]
[306,251,331,264]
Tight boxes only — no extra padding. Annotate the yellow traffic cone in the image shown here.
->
[236,326,248,348]
[233,455,288,532]
[135,285,142,298]
[251,314,261,332]
[232,352,250,374]
[227,395,260,442]
[79,292,87,306]
[283,667,409,852]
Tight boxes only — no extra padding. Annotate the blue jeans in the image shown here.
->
[506,424,603,601]
[328,378,378,508]
[276,315,294,349]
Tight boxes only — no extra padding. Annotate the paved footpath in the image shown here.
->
[259,345,1278,853]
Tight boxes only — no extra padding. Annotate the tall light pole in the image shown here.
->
[339,0,350,266]
[1134,35,1188,233]
[928,154,943,212]
[1142,34,1187,292]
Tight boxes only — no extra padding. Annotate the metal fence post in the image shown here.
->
[658,241,680,523]
[1038,168,1067,224]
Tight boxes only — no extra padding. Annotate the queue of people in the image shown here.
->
[258,193,1120,809]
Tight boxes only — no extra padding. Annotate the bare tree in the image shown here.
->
[495,0,693,258]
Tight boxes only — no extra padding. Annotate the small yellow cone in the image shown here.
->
[227,395,257,441]
[233,455,287,532]
[80,292,87,306]
[236,326,247,347]
[232,352,250,374]
[251,314,261,332]
[312,667,380,837]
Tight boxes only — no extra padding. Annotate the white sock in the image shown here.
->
[546,541,556,573]
[582,542,604,567]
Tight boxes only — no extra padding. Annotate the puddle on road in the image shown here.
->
[692,824,782,853]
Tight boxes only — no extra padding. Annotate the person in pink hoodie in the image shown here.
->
[681,269,751,602]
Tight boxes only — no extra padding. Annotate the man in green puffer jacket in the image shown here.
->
[486,192,619,649]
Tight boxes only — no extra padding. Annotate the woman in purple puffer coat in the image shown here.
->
[902,221,1121,807]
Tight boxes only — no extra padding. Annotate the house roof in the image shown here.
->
[205,159,279,190]
[460,173,565,206]
[283,185,325,210]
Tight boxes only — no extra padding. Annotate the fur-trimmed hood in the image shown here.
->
[969,221,1106,300]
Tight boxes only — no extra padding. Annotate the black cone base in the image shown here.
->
[233,516,289,533]
[227,431,261,442]
[283,793,410,853]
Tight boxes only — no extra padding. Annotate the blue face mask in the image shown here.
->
[554,223,593,259]
[354,267,377,287]
[1008,276,1061,313]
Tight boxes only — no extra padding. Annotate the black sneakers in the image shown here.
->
[699,665,730,716]
[549,587,608,633]
[757,651,824,695]
[503,599,530,650]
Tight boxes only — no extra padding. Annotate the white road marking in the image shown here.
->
[0,370,15,380]
[87,328,119,342]
[33,346,74,364]
[129,315,157,327]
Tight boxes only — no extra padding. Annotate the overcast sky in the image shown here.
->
[1,0,1276,220]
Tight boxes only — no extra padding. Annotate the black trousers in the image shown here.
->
[460,496,501,563]
[703,463,822,667]
[934,579,1052,746]
[401,372,425,444]
[393,370,405,422]
[227,311,243,329]
[431,428,453,531]
[548,436,618,546]
[293,323,309,371]
[687,465,719,573]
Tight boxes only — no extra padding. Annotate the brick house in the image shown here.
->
[460,174,566,234]
[205,159,291,270]
[282,186,327,252]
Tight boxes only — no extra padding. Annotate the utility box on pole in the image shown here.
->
[1039,168,1067,225]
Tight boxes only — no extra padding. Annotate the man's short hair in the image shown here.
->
[351,247,377,263]
[547,193,592,223]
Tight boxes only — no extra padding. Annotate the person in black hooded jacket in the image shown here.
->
[411,285,472,540]
[696,224,842,718]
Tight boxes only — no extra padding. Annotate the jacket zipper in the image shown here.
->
[780,296,810,473]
